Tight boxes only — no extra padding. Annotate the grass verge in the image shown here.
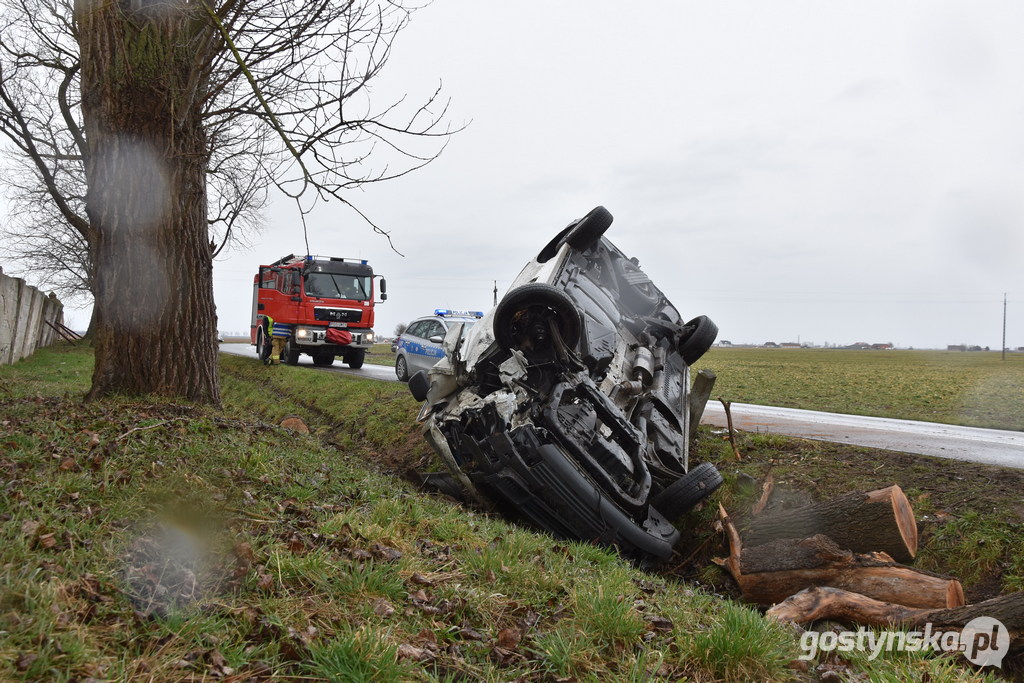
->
[0,342,1016,681]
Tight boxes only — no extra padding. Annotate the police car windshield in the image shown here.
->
[305,273,370,301]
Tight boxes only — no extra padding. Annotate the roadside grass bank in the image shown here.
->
[0,343,1014,681]
[695,348,1024,431]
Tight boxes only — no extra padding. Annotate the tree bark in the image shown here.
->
[735,536,964,609]
[717,505,963,609]
[75,0,220,403]
[741,485,918,563]
[766,585,1024,638]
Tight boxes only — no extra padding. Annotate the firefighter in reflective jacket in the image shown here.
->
[264,316,292,365]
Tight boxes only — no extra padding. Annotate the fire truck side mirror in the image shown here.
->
[377,277,388,302]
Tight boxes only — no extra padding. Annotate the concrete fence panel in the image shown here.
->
[0,268,66,365]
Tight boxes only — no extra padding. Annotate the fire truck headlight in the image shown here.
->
[296,328,311,340]
[365,331,375,343]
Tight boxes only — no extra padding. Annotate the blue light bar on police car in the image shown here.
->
[435,309,484,318]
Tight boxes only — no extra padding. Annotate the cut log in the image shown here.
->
[716,505,963,609]
[741,485,918,563]
[767,585,1024,638]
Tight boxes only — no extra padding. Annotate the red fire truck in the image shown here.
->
[250,254,386,368]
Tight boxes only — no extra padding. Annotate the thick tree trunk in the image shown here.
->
[75,1,220,403]
[742,485,918,563]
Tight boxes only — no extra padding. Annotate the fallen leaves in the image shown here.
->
[490,626,526,666]
[22,519,59,551]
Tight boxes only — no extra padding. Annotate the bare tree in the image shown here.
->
[0,0,452,402]
[394,321,408,337]
[0,0,270,329]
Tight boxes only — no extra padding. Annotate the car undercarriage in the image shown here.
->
[411,206,723,562]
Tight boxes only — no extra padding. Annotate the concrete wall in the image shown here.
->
[0,267,66,365]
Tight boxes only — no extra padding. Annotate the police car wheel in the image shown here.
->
[395,355,410,382]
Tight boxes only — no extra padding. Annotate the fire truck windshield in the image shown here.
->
[305,273,371,301]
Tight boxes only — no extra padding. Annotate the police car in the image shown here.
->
[395,309,484,382]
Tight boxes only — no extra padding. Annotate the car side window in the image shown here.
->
[426,321,446,340]
[407,321,426,338]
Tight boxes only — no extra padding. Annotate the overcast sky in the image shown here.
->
[68,1,1024,349]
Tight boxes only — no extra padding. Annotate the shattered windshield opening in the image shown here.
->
[305,273,371,301]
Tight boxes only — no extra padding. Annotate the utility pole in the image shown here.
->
[493,281,498,307]
[1003,293,1007,361]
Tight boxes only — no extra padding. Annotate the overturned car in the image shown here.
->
[409,207,723,562]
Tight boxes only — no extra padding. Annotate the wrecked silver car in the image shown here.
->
[409,207,723,561]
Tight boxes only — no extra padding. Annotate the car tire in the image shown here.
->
[395,354,410,382]
[612,256,661,316]
[650,462,723,521]
[493,283,582,353]
[536,206,614,263]
[564,205,613,250]
[256,327,271,364]
[678,315,718,366]
[408,370,430,402]
[346,348,366,369]
[282,339,300,365]
[312,351,335,367]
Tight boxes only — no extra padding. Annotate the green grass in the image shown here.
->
[694,347,1024,430]
[0,342,1016,682]
[366,342,397,367]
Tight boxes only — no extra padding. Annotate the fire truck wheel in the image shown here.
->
[282,339,300,365]
[256,327,272,364]
[345,348,366,369]
[312,351,335,367]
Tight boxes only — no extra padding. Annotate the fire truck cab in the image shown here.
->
[251,254,385,368]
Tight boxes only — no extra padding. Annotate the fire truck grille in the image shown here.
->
[314,307,362,323]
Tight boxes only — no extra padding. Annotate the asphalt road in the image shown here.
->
[218,342,397,382]
[220,343,1024,469]
[700,401,1024,470]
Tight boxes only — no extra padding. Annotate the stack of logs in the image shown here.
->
[716,483,1023,646]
